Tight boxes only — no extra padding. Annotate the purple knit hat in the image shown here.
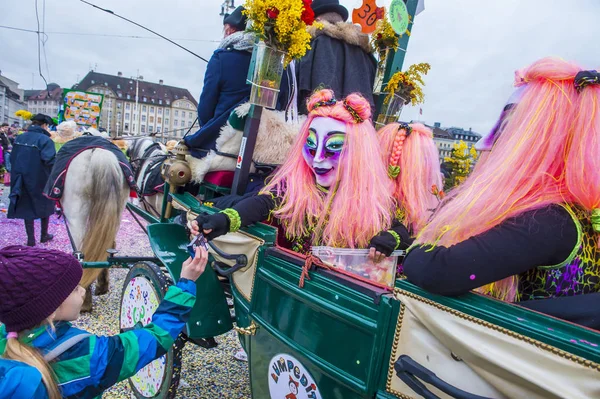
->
[0,245,82,332]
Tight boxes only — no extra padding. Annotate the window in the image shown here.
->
[143,97,147,102]
[142,105,147,112]
[150,106,154,113]
[189,112,193,118]
[149,126,154,133]
[132,124,136,132]
[44,101,47,105]
[174,120,178,127]
[124,123,129,131]
[125,113,130,120]
[174,110,179,117]
[165,109,170,116]
[117,103,122,109]
[142,115,146,122]
[127,94,131,100]
[166,100,170,105]
[165,118,169,125]
[126,103,131,110]
[159,100,163,105]
[157,117,162,124]
[117,112,122,120]
[133,114,137,121]
[158,108,162,115]
[188,121,192,127]
[149,116,154,123]
[141,125,146,133]
[156,127,161,133]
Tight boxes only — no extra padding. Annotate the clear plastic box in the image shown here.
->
[311,246,405,288]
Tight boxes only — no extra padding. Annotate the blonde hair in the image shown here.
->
[3,324,61,399]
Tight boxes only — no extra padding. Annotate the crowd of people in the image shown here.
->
[0,1,598,397]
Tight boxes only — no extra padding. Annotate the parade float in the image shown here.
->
[68,0,600,398]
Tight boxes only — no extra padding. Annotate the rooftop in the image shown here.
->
[27,84,63,101]
[74,71,198,107]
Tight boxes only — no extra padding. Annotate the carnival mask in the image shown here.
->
[302,117,347,188]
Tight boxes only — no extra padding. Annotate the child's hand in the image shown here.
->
[181,247,209,282]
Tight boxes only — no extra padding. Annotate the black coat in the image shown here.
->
[7,125,56,220]
[297,21,377,114]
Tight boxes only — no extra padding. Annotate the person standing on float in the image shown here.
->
[7,114,56,246]
[297,0,377,114]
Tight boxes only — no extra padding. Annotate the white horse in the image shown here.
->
[127,137,168,217]
[62,147,130,311]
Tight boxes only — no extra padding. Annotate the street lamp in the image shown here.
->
[220,0,235,16]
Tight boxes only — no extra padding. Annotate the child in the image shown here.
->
[0,245,208,399]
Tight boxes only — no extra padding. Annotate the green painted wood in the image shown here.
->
[126,201,160,224]
[146,223,233,339]
[248,250,395,398]
[395,279,600,364]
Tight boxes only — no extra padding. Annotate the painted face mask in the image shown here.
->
[475,85,527,151]
[302,117,347,188]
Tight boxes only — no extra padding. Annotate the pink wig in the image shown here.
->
[415,57,585,301]
[377,122,442,233]
[260,89,394,248]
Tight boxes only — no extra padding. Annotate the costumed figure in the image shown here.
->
[377,122,443,235]
[184,6,256,158]
[297,0,377,114]
[7,114,57,247]
[193,89,411,259]
[403,57,600,329]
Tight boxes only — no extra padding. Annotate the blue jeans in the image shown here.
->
[4,151,10,172]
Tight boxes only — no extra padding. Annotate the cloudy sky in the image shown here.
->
[0,0,598,133]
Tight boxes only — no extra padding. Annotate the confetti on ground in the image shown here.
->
[0,188,251,398]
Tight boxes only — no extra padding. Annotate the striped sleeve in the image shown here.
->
[70,279,196,397]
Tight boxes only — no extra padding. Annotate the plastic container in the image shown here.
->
[311,246,405,288]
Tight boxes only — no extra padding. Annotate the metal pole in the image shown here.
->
[135,70,139,136]
[374,0,419,119]
[231,104,262,195]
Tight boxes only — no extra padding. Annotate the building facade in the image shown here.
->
[74,71,198,138]
[0,73,26,126]
[26,83,63,118]
[427,122,455,160]
[446,126,482,148]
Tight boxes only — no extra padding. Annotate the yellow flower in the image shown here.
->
[244,0,319,64]
[384,62,431,105]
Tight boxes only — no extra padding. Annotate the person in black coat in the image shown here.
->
[297,0,377,114]
[7,114,57,246]
[184,6,256,158]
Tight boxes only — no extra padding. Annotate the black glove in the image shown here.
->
[368,231,398,257]
[195,212,230,240]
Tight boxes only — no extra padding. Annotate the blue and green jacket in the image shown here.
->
[0,279,196,399]
[0,359,48,398]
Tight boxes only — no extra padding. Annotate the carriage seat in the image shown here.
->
[203,171,234,188]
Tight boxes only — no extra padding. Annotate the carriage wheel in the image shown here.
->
[119,262,183,399]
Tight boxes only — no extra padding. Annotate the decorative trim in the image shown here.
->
[343,99,364,124]
[221,208,241,232]
[391,288,600,377]
[387,230,402,250]
[386,301,416,399]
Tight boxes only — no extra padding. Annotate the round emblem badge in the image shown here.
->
[53,187,61,195]
[268,354,321,399]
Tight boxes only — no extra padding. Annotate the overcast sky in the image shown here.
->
[1,0,598,133]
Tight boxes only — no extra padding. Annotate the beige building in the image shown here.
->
[26,83,62,118]
[74,71,198,138]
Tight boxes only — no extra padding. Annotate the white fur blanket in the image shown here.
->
[187,104,306,183]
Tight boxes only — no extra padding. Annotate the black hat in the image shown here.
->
[223,6,248,31]
[311,0,348,22]
[31,113,55,126]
